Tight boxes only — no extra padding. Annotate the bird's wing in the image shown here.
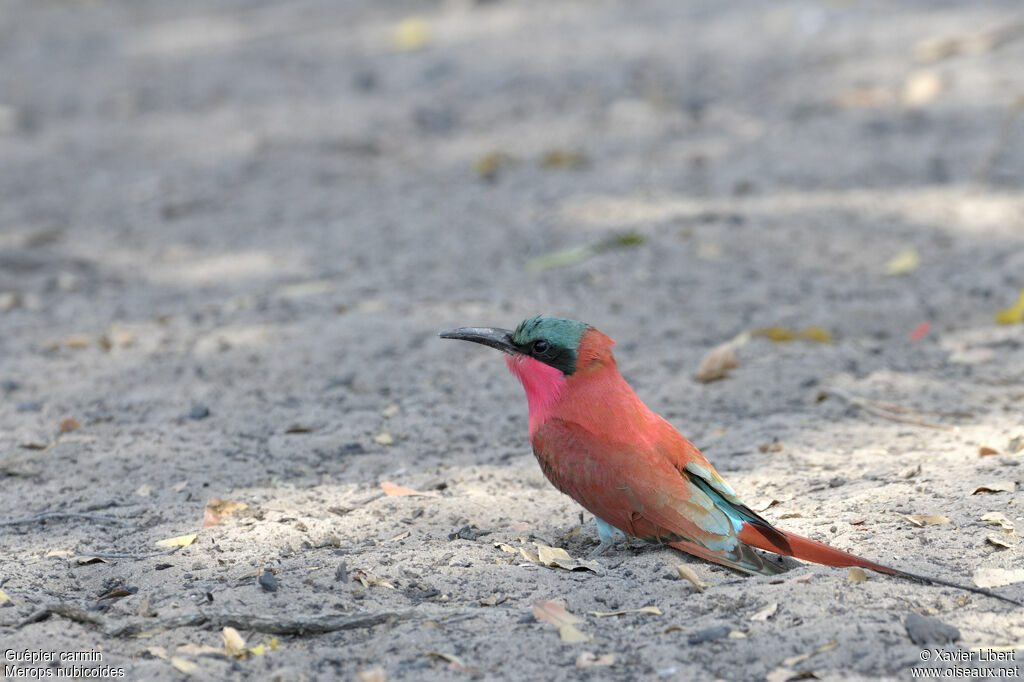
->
[531,418,785,575]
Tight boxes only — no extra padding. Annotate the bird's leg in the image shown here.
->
[591,517,628,557]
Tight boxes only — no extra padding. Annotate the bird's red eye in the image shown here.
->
[532,340,550,354]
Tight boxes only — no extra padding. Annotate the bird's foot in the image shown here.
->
[589,541,616,558]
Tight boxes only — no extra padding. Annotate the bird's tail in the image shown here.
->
[737,523,1021,606]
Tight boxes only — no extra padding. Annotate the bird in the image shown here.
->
[441,315,1020,606]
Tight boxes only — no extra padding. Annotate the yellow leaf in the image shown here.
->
[221,627,247,659]
[676,564,711,592]
[848,567,867,583]
[995,289,1024,325]
[374,432,395,446]
[540,149,588,169]
[249,644,266,656]
[884,248,920,275]
[392,17,431,51]
[980,512,1014,532]
[752,326,833,343]
[536,545,573,565]
[155,533,197,548]
[59,417,81,433]
[0,589,12,605]
[589,606,661,618]
[46,550,72,557]
[473,151,515,181]
[170,657,197,675]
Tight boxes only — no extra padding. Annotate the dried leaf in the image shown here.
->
[695,343,738,383]
[750,602,778,621]
[389,530,410,542]
[493,542,517,554]
[533,599,592,643]
[392,17,431,51]
[676,564,711,592]
[980,512,1014,531]
[284,425,313,434]
[1009,436,1023,453]
[848,567,868,583]
[902,71,944,107]
[136,484,153,498]
[473,151,516,181]
[170,480,188,492]
[222,627,247,659]
[576,652,615,667]
[155,533,197,548]
[170,657,197,674]
[381,405,399,418]
[752,326,832,343]
[995,289,1024,325]
[533,544,599,572]
[540,149,588,169]
[0,589,12,605]
[373,432,395,446]
[380,480,430,497]
[884,248,920,275]
[972,481,1016,494]
[904,515,950,527]
[46,550,72,557]
[589,606,661,618]
[973,568,1024,588]
[352,569,394,589]
[75,556,108,565]
[176,644,223,656]
[986,534,1015,549]
[146,646,168,659]
[203,499,248,527]
[59,417,81,434]
[64,334,91,349]
[979,446,1000,457]
[425,652,476,673]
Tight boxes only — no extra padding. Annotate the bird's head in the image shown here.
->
[440,315,589,375]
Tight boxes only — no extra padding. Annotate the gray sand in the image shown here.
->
[1,1,1022,680]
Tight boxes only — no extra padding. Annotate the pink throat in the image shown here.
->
[505,354,567,435]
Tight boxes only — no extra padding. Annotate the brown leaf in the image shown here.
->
[676,565,711,592]
[64,334,91,349]
[59,417,81,434]
[97,587,135,601]
[576,652,615,667]
[979,446,999,457]
[379,481,428,497]
[533,599,592,643]
[425,652,476,673]
[903,515,950,527]
[75,556,108,565]
[540,149,589,169]
[849,518,867,526]
[750,602,778,621]
[352,569,394,589]
[752,326,833,343]
[284,425,313,434]
[848,567,867,583]
[203,499,248,527]
[972,481,1017,494]
[533,544,600,573]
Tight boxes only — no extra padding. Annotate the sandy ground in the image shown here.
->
[1,1,1023,680]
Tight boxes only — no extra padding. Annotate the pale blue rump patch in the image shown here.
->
[595,517,626,545]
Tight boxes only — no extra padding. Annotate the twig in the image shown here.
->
[13,603,413,637]
[0,512,132,527]
[819,388,955,430]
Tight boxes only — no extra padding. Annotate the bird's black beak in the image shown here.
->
[439,327,519,355]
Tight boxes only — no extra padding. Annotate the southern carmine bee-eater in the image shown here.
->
[441,316,1020,605]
